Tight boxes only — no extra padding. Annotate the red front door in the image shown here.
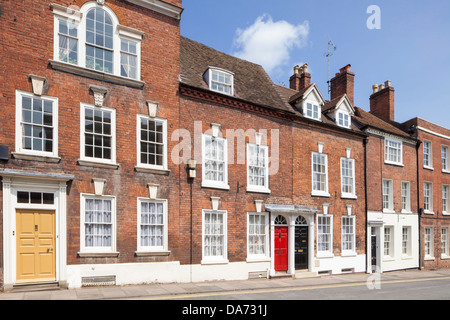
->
[275,226,288,271]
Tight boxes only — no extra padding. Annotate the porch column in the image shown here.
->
[287,217,295,274]
[308,219,315,272]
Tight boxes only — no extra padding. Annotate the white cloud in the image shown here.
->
[232,14,310,74]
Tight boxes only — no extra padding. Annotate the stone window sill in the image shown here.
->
[49,60,145,89]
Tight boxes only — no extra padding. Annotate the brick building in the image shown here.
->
[178,37,367,280]
[353,83,420,273]
[0,0,183,290]
[401,118,450,269]
[3,0,450,293]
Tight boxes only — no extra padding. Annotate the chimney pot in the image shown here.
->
[289,63,311,91]
[379,84,385,90]
[372,84,378,94]
[384,80,391,88]
[302,63,308,73]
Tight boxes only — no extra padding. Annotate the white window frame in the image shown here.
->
[317,214,333,257]
[340,157,356,199]
[424,182,433,214]
[341,215,355,255]
[382,179,394,213]
[384,137,403,166]
[204,67,234,96]
[383,226,394,258]
[136,115,168,171]
[443,185,449,215]
[137,198,168,253]
[202,210,228,264]
[80,193,117,254]
[401,181,411,213]
[15,90,59,159]
[424,227,434,259]
[304,102,321,121]
[52,3,143,81]
[402,226,411,257]
[312,152,329,197]
[336,110,351,128]
[442,145,449,173]
[80,103,117,166]
[247,212,270,261]
[423,140,433,169]
[201,134,229,190]
[441,227,449,259]
[246,143,270,193]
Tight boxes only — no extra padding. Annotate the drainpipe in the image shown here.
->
[363,137,369,273]
[416,139,423,269]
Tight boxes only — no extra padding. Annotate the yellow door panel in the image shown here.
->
[16,210,55,283]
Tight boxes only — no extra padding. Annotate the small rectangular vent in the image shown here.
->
[82,275,116,287]
[341,268,354,274]
[248,271,268,279]
[318,270,331,276]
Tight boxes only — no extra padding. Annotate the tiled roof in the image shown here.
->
[180,36,364,135]
[179,36,294,113]
[353,107,413,139]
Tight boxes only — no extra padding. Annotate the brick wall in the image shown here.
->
[0,0,181,276]
[178,90,367,263]
[365,134,418,213]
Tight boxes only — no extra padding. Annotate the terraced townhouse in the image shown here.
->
[0,0,448,292]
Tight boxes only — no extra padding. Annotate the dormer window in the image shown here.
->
[204,68,234,96]
[305,102,320,120]
[337,111,351,128]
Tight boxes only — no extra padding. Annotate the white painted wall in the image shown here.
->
[66,261,271,288]
[381,213,419,272]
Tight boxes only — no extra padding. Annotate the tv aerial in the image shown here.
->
[324,38,337,98]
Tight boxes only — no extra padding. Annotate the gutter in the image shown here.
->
[416,139,423,269]
[363,137,369,273]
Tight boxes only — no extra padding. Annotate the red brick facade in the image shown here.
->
[402,118,450,269]
[0,0,182,289]
[0,0,449,291]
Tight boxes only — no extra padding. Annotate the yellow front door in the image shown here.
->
[16,210,56,283]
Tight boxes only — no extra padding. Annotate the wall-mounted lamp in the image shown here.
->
[187,159,197,179]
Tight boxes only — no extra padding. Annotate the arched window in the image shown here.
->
[274,215,287,225]
[85,7,114,74]
[295,216,308,226]
[52,3,144,82]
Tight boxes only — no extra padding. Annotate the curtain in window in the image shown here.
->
[85,198,112,248]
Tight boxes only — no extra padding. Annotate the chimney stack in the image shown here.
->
[330,64,355,105]
[289,63,311,91]
[370,81,395,122]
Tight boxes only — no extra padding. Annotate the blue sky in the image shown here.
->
[180,0,450,128]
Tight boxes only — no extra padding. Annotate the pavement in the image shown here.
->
[1,268,450,300]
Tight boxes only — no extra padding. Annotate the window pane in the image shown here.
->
[84,107,113,160]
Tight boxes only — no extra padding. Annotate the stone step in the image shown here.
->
[11,282,61,293]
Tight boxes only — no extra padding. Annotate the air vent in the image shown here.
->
[341,268,354,274]
[318,270,331,276]
[82,275,116,287]
[248,271,268,279]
